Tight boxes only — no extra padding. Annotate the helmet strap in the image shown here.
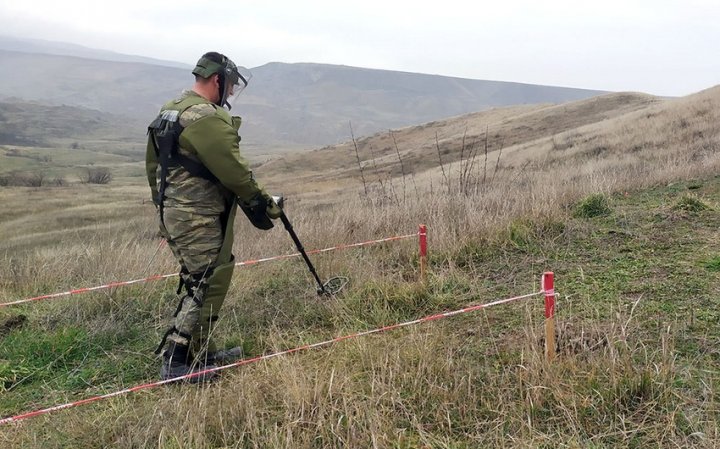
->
[216,70,229,109]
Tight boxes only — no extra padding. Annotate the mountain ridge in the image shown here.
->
[0,35,190,68]
[0,38,609,151]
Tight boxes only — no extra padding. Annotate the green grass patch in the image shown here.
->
[574,193,612,218]
[704,256,720,272]
[673,195,711,212]
[687,181,703,190]
[0,323,151,414]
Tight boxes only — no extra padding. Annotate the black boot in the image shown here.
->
[206,346,244,365]
[161,341,218,383]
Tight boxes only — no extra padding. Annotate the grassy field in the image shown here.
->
[0,86,718,447]
[0,145,142,179]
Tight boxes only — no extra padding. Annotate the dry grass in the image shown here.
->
[258,92,661,196]
[0,85,719,447]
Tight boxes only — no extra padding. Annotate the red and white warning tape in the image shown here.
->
[0,233,418,308]
[0,289,544,426]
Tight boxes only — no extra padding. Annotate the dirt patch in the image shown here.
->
[556,326,608,355]
[0,314,27,337]
[539,322,609,355]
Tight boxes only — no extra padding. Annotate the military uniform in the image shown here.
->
[146,87,271,374]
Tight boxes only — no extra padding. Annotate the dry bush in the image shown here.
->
[0,171,46,187]
[79,167,113,185]
[48,176,67,187]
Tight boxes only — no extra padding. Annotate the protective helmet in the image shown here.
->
[192,52,252,110]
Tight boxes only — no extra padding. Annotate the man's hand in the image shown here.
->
[237,192,284,229]
[265,194,283,219]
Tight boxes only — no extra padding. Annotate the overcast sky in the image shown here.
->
[0,0,718,96]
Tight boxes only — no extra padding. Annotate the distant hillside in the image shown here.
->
[259,92,664,196]
[0,50,187,120]
[241,62,607,147]
[0,99,144,148]
[0,41,609,152]
[0,35,190,68]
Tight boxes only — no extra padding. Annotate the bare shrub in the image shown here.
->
[48,176,67,187]
[0,171,46,187]
[24,172,45,187]
[80,167,113,185]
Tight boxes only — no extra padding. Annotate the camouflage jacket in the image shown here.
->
[145,90,264,215]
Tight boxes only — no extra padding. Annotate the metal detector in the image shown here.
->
[275,198,348,296]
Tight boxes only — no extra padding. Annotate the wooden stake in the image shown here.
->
[419,224,427,282]
[543,272,556,361]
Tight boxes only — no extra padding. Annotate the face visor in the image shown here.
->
[221,65,252,110]
[192,54,252,110]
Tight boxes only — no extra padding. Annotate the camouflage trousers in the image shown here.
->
[158,204,237,358]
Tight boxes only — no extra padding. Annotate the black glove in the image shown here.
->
[237,193,273,230]
[266,195,283,219]
[237,193,284,230]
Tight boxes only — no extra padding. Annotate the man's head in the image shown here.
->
[192,52,250,110]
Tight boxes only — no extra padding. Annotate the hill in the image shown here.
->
[0,82,719,447]
[242,62,608,148]
[257,91,663,196]
[0,50,187,120]
[0,41,607,152]
[0,35,190,68]
[0,99,144,148]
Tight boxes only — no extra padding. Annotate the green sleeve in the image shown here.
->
[145,135,159,204]
[179,115,265,202]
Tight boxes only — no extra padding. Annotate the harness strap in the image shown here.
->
[148,101,221,218]
[154,327,193,355]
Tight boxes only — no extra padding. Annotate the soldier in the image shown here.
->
[146,51,281,381]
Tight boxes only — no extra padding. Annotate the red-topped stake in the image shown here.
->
[542,272,556,361]
[419,224,428,282]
